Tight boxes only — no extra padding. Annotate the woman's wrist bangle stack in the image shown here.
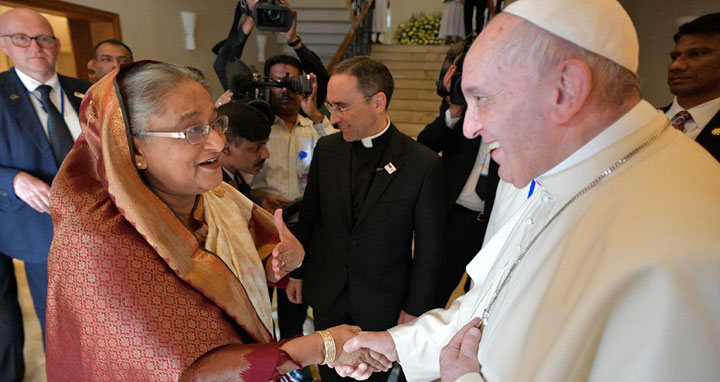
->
[288,35,302,47]
[317,330,336,365]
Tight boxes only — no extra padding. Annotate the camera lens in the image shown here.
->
[265,9,281,21]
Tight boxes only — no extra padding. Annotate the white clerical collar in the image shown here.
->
[544,99,657,176]
[360,117,391,148]
[666,96,720,131]
[15,67,59,93]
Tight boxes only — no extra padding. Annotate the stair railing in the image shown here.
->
[327,0,375,73]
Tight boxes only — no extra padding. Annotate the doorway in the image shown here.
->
[0,0,121,82]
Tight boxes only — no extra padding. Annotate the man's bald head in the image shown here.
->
[0,8,59,82]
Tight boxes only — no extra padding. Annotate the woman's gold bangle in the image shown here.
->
[317,330,336,365]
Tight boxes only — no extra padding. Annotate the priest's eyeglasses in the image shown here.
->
[324,95,373,114]
[139,115,228,145]
[1,33,57,48]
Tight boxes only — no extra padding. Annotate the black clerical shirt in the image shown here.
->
[350,128,392,224]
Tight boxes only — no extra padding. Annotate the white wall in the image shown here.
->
[65,0,262,97]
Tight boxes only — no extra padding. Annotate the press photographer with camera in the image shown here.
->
[213,3,333,381]
[417,40,500,309]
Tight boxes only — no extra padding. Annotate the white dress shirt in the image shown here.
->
[251,114,333,200]
[665,96,720,140]
[15,68,82,141]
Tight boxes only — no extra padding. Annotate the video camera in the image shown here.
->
[227,59,314,103]
[238,0,293,32]
[436,34,476,106]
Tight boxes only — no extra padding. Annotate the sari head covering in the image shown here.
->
[46,62,294,381]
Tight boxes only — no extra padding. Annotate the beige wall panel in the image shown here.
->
[65,0,260,97]
[623,0,720,107]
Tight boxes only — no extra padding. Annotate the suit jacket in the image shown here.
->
[417,106,500,215]
[663,103,720,163]
[696,109,720,162]
[296,125,445,330]
[0,68,90,262]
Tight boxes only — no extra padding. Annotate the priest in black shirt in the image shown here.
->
[294,56,445,382]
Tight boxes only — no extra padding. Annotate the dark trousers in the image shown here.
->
[276,287,308,339]
[1,254,47,381]
[464,0,503,37]
[313,300,393,382]
[433,204,488,308]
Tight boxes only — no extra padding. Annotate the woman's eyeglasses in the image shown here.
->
[139,115,228,145]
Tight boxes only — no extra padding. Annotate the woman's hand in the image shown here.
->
[270,209,304,279]
[327,325,394,373]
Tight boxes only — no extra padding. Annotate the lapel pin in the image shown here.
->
[9,93,19,100]
[73,91,85,98]
[712,128,720,136]
[384,162,397,174]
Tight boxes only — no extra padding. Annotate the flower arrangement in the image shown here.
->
[394,12,443,45]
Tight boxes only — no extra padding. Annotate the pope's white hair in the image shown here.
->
[500,17,641,106]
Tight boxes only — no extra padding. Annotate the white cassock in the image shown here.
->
[389,100,720,381]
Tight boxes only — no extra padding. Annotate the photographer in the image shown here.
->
[213,3,333,382]
[417,58,500,309]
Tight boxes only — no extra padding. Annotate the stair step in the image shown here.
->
[372,44,451,53]
[394,122,428,139]
[293,0,349,9]
[385,60,445,71]
[388,109,438,124]
[297,9,351,21]
[390,99,440,111]
[391,69,439,80]
[394,78,436,89]
[372,51,446,62]
[297,22,350,35]
[394,88,438,100]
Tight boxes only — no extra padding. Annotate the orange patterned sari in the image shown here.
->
[46,65,295,381]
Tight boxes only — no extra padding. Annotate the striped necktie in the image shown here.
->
[36,85,74,165]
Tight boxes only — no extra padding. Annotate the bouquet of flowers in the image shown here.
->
[394,12,443,45]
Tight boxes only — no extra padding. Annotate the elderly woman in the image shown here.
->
[45,62,390,381]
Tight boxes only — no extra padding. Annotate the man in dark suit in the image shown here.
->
[295,56,445,382]
[0,8,90,380]
[664,11,720,162]
[417,63,500,309]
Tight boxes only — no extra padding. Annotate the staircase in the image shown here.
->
[279,0,352,66]
[371,44,449,138]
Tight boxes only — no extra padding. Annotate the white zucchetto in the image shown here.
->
[504,0,639,73]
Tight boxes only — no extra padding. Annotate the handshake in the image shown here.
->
[315,317,485,381]
[317,326,398,380]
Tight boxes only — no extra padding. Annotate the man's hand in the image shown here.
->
[300,73,323,123]
[334,331,398,379]
[13,171,51,214]
[278,0,299,43]
[262,192,291,212]
[440,317,483,382]
[397,310,417,325]
[285,278,303,303]
[271,209,304,279]
[327,326,393,376]
[443,65,465,119]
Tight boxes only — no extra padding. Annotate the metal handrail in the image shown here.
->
[327,0,375,73]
